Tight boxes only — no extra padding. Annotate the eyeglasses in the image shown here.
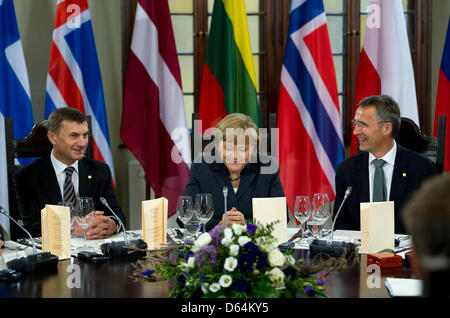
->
[351,120,388,130]
[351,120,368,130]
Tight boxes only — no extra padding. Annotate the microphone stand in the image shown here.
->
[223,186,228,227]
[98,197,147,257]
[0,206,58,273]
[309,187,357,258]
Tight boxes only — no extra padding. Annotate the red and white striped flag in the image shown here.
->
[351,0,419,155]
[120,0,191,217]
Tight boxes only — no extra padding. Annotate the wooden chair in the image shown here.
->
[395,115,446,173]
[4,116,93,239]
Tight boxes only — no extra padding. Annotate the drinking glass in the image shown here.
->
[194,193,214,233]
[293,195,311,243]
[58,201,75,235]
[74,197,95,248]
[184,215,201,240]
[308,193,331,240]
[176,196,194,239]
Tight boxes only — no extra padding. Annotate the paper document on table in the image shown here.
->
[41,204,71,260]
[360,201,395,254]
[385,278,422,297]
[142,197,168,250]
[252,197,287,245]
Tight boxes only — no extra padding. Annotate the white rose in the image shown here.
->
[224,256,238,272]
[224,228,233,239]
[232,223,245,235]
[219,275,233,288]
[187,256,196,268]
[209,283,221,293]
[267,248,286,267]
[229,244,239,257]
[194,232,212,249]
[266,267,285,288]
[221,237,232,246]
[238,235,251,247]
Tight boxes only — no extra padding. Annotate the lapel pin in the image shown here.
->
[402,173,407,177]
[88,175,92,180]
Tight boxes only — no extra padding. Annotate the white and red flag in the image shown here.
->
[351,0,419,155]
[120,0,191,217]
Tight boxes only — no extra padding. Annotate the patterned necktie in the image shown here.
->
[63,167,76,208]
[372,159,387,202]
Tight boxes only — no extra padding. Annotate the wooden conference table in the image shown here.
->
[0,231,412,298]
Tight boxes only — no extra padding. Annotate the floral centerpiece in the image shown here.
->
[131,222,354,298]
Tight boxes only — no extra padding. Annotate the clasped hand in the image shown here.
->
[219,207,245,227]
[72,211,117,239]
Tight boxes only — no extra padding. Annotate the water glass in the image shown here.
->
[74,197,95,247]
[194,193,214,232]
[294,195,311,243]
[308,193,331,239]
[184,215,201,240]
[58,201,75,234]
[176,196,194,239]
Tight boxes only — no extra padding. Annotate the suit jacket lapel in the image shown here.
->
[390,146,409,202]
[41,156,62,203]
[78,158,93,197]
[356,153,370,202]
[236,164,258,201]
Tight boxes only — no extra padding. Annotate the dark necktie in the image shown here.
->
[372,159,387,202]
[63,167,76,208]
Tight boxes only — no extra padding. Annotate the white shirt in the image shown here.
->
[368,141,397,202]
[50,150,79,200]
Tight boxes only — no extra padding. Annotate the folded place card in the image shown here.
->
[360,201,395,254]
[142,197,168,250]
[252,197,288,246]
[41,204,71,260]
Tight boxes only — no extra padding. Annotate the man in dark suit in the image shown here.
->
[334,95,436,234]
[14,108,126,238]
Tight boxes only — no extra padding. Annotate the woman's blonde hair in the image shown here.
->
[214,113,259,151]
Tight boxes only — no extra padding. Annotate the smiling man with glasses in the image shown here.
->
[333,95,437,234]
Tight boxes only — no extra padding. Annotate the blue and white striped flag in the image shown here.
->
[0,0,35,236]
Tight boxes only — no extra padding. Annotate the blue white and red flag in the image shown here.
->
[277,0,344,221]
[45,0,115,183]
[433,17,450,172]
[1,0,35,235]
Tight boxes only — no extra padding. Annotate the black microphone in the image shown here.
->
[0,206,58,273]
[329,186,352,241]
[309,186,357,258]
[99,196,128,244]
[98,197,147,257]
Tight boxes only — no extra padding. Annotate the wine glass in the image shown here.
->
[308,193,331,240]
[293,195,311,244]
[74,197,95,249]
[58,201,75,235]
[194,193,214,233]
[184,214,201,240]
[176,196,194,239]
